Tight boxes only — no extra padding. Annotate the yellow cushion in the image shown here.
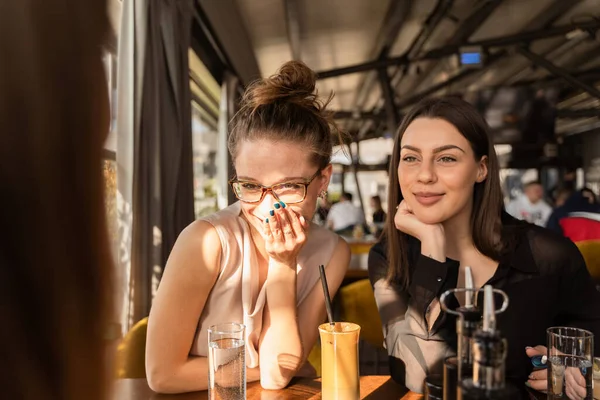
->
[349,242,374,255]
[338,279,384,349]
[115,317,148,379]
[576,240,600,281]
[306,342,322,377]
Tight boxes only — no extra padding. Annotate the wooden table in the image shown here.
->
[111,376,422,399]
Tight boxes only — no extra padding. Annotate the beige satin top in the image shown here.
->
[190,202,339,368]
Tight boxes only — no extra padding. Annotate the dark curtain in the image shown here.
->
[131,0,195,320]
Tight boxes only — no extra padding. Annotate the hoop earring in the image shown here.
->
[319,190,328,199]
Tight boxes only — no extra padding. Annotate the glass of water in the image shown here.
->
[208,323,246,399]
[547,327,594,400]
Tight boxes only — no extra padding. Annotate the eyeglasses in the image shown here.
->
[229,170,321,204]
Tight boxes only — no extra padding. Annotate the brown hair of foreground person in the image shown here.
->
[0,1,113,400]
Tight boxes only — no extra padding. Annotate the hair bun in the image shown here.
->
[244,60,322,112]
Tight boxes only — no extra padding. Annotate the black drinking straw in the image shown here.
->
[318,264,335,326]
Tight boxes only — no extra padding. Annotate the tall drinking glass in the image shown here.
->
[547,327,594,400]
[319,322,361,400]
[208,323,246,400]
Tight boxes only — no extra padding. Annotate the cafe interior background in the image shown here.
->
[103,0,600,380]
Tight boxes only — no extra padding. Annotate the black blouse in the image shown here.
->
[368,216,600,390]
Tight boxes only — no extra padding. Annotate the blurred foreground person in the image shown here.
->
[0,2,112,400]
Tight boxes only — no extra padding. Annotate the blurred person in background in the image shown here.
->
[548,167,577,204]
[581,187,598,205]
[506,180,552,226]
[370,195,386,238]
[547,187,600,237]
[371,195,386,224]
[0,1,112,400]
[553,186,575,208]
[326,192,364,235]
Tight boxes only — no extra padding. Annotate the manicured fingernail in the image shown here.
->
[524,382,531,388]
[274,203,281,210]
[300,216,306,223]
[279,201,286,208]
[531,355,547,368]
[269,210,275,216]
[265,218,269,223]
[526,346,532,350]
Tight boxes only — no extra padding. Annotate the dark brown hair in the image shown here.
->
[0,1,112,399]
[384,96,504,288]
[228,61,344,170]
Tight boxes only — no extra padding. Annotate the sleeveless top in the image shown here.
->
[190,202,340,368]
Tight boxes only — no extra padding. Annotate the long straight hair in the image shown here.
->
[384,97,505,288]
[0,1,112,399]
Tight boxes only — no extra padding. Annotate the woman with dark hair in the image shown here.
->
[146,61,350,393]
[368,96,600,395]
[0,1,113,400]
[371,195,387,224]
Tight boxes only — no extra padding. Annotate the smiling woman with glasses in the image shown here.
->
[146,61,351,393]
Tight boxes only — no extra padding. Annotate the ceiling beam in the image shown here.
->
[516,47,600,100]
[353,0,454,143]
[527,0,584,31]
[347,0,413,132]
[283,0,302,61]
[378,67,400,129]
[401,0,504,107]
[196,0,261,84]
[488,0,587,86]
[334,68,600,123]
[371,0,413,131]
[557,108,600,119]
[396,50,507,109]
[391,0,454,90]
[447,0,504,46]
[315,20,600,80]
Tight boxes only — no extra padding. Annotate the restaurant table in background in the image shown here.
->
[111,376,420,399]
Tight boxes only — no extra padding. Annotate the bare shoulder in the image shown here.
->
[163,219,222,284]
[328,236,351,274]
[178,219,221,254]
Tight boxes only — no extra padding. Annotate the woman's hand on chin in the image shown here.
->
[394,200,444,241]
[395,200,446,261]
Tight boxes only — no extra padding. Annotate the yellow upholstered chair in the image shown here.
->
[306,342,322,377]
[338,279,384,349]
[115,317,148,379]
[577,240,600,283]
[349,242,374,255]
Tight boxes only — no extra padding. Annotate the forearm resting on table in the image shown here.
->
[147,355,260,393]
[259,267,303,390]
